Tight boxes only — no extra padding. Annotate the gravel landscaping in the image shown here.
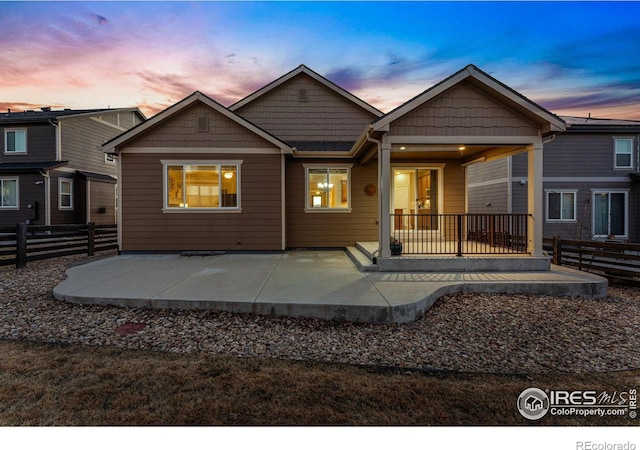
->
[1,252,639,374]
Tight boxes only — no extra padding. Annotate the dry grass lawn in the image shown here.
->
[0,339,637,426]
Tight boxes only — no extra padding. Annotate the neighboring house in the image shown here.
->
[103,64,565,269]
[0,108,145,227]
[468,116,640,242]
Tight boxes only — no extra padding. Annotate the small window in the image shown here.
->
[614,138,633,169]
[164,162,240,210]
[546,191,576,221]
[197,117,209,132]
[59,178,74,210]
[304,165,351,211]
[0,178,19,208]
[4,129,27,153]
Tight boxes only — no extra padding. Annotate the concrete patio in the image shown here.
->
[53,250,608,324]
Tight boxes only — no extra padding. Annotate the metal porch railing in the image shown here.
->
[390,213,530,256]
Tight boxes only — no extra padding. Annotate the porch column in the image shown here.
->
[527,142,544,256]
[379,141,392,257]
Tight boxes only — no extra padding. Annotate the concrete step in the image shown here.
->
[345,246,377,272]
[376,255,551,272]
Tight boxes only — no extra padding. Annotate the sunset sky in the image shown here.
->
[2,1,640,119]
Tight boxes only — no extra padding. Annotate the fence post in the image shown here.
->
[552,235,562,266]
[87,222,96,257]
[16,222,27,269]
[456,214,463,257]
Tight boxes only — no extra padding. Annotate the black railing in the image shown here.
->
[390,214,530,256]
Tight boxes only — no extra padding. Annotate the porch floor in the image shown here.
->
[351,242,550,272]
[54,250,607,324]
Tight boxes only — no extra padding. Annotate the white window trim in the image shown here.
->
[591,189,629,239]
[0,177,19,209]
[58,178,74,210]
[613,137,634,169]
[545,189,577,222]
[303,163,353,213]
[161,160,243,213]
[4,128,27,154]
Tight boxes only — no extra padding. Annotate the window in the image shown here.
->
[197,117,209,132]
[614,138,633,169]
[4,129,26,153]
[304,164,351,211]
[164,162,240,210]
[59,178,73,210]
[593,190,628,237]
[546,190,576,221]
[0,178,18,208]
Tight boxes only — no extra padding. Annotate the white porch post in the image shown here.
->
[527,142,544,256]
[379,141,392,258]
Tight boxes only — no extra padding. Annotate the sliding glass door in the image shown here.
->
[593,191,627,237]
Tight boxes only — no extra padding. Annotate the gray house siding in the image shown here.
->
[0,109,143,227]
[467,158,510,213]
[0,124,56,162]
[50,170,84,225]
[0,173,46,227]
[470,128,640,242]
[59,114,123,176]
[87,180,117,225]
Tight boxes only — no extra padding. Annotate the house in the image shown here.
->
[468,116,640,242]
[0,108,145,227]
[103,64,565,271]
[525,395,543,411]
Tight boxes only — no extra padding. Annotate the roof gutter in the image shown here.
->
[542,134,556,145]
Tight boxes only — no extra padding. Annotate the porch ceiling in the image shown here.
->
[390,143,526,162]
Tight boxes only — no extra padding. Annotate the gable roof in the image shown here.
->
[229,64,383,117]
[102,91,293,154]
[373,64,565,135]
[0,108,145,125]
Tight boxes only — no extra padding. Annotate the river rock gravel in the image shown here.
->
[1,252,638,374]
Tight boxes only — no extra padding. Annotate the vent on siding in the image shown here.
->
[197,117,209,132]
[298,89,308,102]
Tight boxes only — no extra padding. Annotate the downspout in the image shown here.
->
[39,170,51,226]
[46,117,60,226]
[636,133,640,174]
[48,118,61,161]
[366,129,382,261]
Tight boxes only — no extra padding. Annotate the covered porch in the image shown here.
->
[350,65,566,270]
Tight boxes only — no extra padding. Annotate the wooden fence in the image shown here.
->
[543,237,640,285]
[0,223,117,269]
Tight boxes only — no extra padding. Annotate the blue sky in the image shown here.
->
[1,1,639,118]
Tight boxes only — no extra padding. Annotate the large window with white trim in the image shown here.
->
[546,190,576,222]
[614,138,633,169]
[164,162,240,210]
[0,178,18,208]
[4,129,26,153]
[304,164,351,211]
